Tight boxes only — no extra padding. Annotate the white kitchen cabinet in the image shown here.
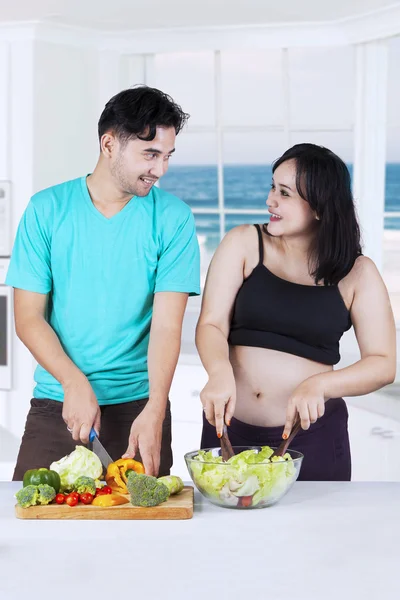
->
[347,404,400,481]
[0,425,20,481]
[170,363,207,423]
[0,462,14,481]
[170,421,203,478]
[170,363,207,476]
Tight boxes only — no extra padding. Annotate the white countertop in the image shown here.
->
[346,388,400,423]
[1,481,399,600]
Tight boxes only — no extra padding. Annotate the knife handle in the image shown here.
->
[89,428,97,443]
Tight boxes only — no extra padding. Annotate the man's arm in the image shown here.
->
[147,291,189,416]
[15,289,80,386]
[123,291,188,475]
[14,289,101,442]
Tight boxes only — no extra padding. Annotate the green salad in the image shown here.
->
[190,446,296,507]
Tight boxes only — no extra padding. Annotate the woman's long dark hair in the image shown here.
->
[266,143,362,286]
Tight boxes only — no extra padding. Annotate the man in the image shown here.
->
[7,85,200,478]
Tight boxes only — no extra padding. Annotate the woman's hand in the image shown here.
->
[200,365,236,438]
[282,377,326,439]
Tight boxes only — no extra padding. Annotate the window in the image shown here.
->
[154,52,215,127]
[220,50,284,127]
[384,36,400,323]
[288,47,355,130]
[152,47,357,354]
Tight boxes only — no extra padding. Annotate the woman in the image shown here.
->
[196,143,396,481]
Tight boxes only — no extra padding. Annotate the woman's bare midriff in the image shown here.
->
[229,345,333,427]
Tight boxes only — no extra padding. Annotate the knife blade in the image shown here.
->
[89,428,114,469]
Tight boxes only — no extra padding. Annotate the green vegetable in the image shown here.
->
[15,483,56,508]
[50,446,102,491]
[73,476,96,495]
[23,468,60,494]
[157,475,184,495]
[37,484,56,505]
[191,446,296,508]
[127,472,169,507]
[15,485,39,508]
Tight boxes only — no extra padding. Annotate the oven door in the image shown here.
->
[0,261,12,390]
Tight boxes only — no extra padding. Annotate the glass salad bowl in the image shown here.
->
[184,446,303,509]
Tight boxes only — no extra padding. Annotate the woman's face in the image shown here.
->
[266,159,319,239]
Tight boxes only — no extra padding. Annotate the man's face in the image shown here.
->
[105,126,176,197]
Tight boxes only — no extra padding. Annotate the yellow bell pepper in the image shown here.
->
[105,458,145,494]
[92,493,129,507]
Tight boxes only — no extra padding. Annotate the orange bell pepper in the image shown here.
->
[92,493,129,507]
[105,458,145,494]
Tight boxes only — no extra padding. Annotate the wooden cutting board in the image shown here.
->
[15,486,194,520]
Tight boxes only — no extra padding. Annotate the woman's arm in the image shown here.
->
[195,226,249,435]
[317,257,396,396]
[283,257,396,436]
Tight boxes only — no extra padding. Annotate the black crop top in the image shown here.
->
[228,224,352,365]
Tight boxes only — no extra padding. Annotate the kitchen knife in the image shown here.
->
[89,428,114,469]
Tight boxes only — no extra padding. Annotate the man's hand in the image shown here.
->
[122,407,164,477]
[62,373,101,444]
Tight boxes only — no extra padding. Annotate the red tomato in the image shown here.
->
[239,495,253,508]
[55,493,65,505]
[95,486,112,497]
[65,493,79,507]
[80,493,94,505]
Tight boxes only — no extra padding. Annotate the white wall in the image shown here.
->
[0,36,101,467]
[0,39,36,457]
[33,41,99,191]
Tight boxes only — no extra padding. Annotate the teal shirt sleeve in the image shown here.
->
[5,198,52,294]
[154,207,200,296]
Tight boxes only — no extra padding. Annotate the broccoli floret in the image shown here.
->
[15,485,39,508]
[127,472,169,507]
[16,484,56,508]
[37,484,56,505]
[73,476,96,495]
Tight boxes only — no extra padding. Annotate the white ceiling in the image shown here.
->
[1,0,398,31]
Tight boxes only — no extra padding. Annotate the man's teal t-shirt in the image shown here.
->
[6,176,200,404]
